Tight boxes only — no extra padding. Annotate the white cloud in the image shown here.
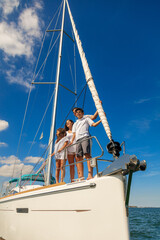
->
[134,98,151,104]
[19,8,41,38]
[0,22,32,57]
[0,1,44,90]
[0,5,43,58]
[6,68,35,90]
[34,1,43,10]
[129,119,151,132]
[134,96,160,104]
[0,142,8,148]
[24,156,43,163]
[0,0,20,17]
[0,155,34,177]
[144,171,160,177]
[0,120,9,131]
[0,155,21,165]
[0,163,33,177]
[39,143,48,149]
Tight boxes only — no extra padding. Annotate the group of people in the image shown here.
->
[51,107,102,183]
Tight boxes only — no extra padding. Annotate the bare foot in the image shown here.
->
[87,174,93,180]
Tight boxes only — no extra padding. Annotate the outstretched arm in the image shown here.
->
[58,141,68,153]
[92,119,101,127]
[51,152,55,157]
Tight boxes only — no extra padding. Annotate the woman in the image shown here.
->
[65,120,76,182]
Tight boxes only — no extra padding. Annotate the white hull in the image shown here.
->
[0,174,130,240]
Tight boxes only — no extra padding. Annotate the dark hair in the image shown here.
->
[75,108,84,113]
[65,119,74,131]
[72,107,78,112]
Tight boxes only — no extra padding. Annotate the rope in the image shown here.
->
[66,0,113,141]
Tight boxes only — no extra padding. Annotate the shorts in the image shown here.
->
[67,151,75,155]
[76,137,91,157]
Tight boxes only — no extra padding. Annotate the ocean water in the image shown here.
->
[129,208,160,240]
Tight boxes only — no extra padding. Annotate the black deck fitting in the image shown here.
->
[107,140,122,158]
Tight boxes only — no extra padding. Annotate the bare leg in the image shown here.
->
[60,159,65,183]
[85,154,93,180]
[75,156,84,178]
[68,154,75,182]
[56,160,60,183]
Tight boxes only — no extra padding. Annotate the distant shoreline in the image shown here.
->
[129,206,160,208]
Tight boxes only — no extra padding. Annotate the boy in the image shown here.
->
[72,101,102,120]
[72,107,98,120]
[70,108,101,180]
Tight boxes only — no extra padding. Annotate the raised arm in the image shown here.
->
[90,110,98,120]
[90,100,102,120]
[92,119,101,127]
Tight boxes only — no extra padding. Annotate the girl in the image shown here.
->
[65,120,76,182]
[51,128,68,183]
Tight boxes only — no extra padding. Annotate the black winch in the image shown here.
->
[107,140,122,158]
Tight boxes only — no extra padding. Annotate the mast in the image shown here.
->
[66,0,112,142]
[46,0,66,185]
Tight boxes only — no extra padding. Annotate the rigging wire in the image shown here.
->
[39,1,63,80]
[25,87,56,159]
[25,81,89,177]
[36,3,63,139]
[40,42,59,139]
[32,33,61,83]
[13,0,88,182]
[60,81,89,128]
[73,32,77,106]
[12,2,63,179]
[82,84,87,109]
[18,81,90,187]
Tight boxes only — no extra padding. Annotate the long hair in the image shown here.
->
[64,119,74,131]
[56,128,66,142]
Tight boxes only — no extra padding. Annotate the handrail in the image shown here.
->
[63,136,104,169]
[53,136,104,182]
[4,136,105,196]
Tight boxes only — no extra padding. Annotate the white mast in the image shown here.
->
[46,0,66,185]
[66,0,112,141]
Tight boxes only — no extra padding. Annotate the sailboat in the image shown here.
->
[0,1,146,240]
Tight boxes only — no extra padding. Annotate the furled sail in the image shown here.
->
[66,0,112,141]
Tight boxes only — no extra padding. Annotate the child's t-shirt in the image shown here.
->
[54,136,68,160]
[72,117,94,141]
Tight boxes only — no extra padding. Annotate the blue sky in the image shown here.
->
[0,0,160,207]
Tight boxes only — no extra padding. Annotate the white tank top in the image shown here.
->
[67,131,76,153]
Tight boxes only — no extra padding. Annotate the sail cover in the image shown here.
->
[66,0,112,141]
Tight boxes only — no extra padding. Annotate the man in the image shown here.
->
[72,107,98,120]
[70,108,101,180]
